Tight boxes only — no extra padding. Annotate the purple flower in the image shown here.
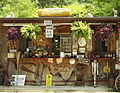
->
[7,27,19,41]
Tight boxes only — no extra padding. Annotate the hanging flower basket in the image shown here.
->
[6,27,19,43]
[99,24,114,41]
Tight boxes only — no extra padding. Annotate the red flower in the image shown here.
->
[54,67,56,70]
[47,62,49,64]
[34,62,36,64]
[37,62,39,64]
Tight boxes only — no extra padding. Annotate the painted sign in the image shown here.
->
[46,25,54,38]
[46,74,52,86]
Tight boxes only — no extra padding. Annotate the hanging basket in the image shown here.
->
[7,27,19,42]
[99,24,114,41]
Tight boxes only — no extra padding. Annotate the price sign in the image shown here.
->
[46,25,54,38]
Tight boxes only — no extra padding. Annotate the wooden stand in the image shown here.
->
[75,63,84,86]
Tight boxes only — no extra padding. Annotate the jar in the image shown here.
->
[26,48,29,52]
[104,53,107,58]
[112,53,116,59]
[33,45,37,51]
[60,51,64,58]
[108,53,111,58]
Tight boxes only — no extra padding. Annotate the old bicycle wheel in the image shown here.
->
[115,74,120,91]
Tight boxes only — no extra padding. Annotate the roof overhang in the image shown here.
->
[0,17,119,26]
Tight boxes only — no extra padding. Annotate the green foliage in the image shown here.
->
[78,0,120,17]
[0,0,39,17]
[37,0,78,8]
[63,3,89,17]
[20,23,42,39]
[63,2,96,17]
[71,21,93,41]
[88,0,120,16]
[0,0,120,17]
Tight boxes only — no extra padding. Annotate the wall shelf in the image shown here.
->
[88,58,115,59]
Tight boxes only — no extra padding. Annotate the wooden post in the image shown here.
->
[118,21,120,74]
[15,52,21,85]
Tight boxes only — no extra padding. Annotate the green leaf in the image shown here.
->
[20,23,42,39]
[71,21,94,41]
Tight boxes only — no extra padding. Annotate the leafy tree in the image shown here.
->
[37,0,78,8]
[63,3,87,17]
[0,0,120,17]
[85,0,120,16]
[63,2,94,17]
[0,0,39,17]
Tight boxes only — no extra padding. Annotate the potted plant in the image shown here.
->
[99,24,114,41]
[71,21,93,41]
[20,23,42,40]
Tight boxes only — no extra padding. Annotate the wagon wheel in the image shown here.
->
[115,74,120,91]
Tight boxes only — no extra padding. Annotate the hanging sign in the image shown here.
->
[46,25,54,38]
[44,20,52,25]
[46,74,52,86]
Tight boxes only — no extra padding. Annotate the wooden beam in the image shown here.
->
[2,22,117,26]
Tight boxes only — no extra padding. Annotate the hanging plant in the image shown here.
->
[71,21,93,41]
[6,27,19,42]
[99,24,114,41]
[20,23,42,40]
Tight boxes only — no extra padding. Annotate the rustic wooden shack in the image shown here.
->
[0,17,120,86]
